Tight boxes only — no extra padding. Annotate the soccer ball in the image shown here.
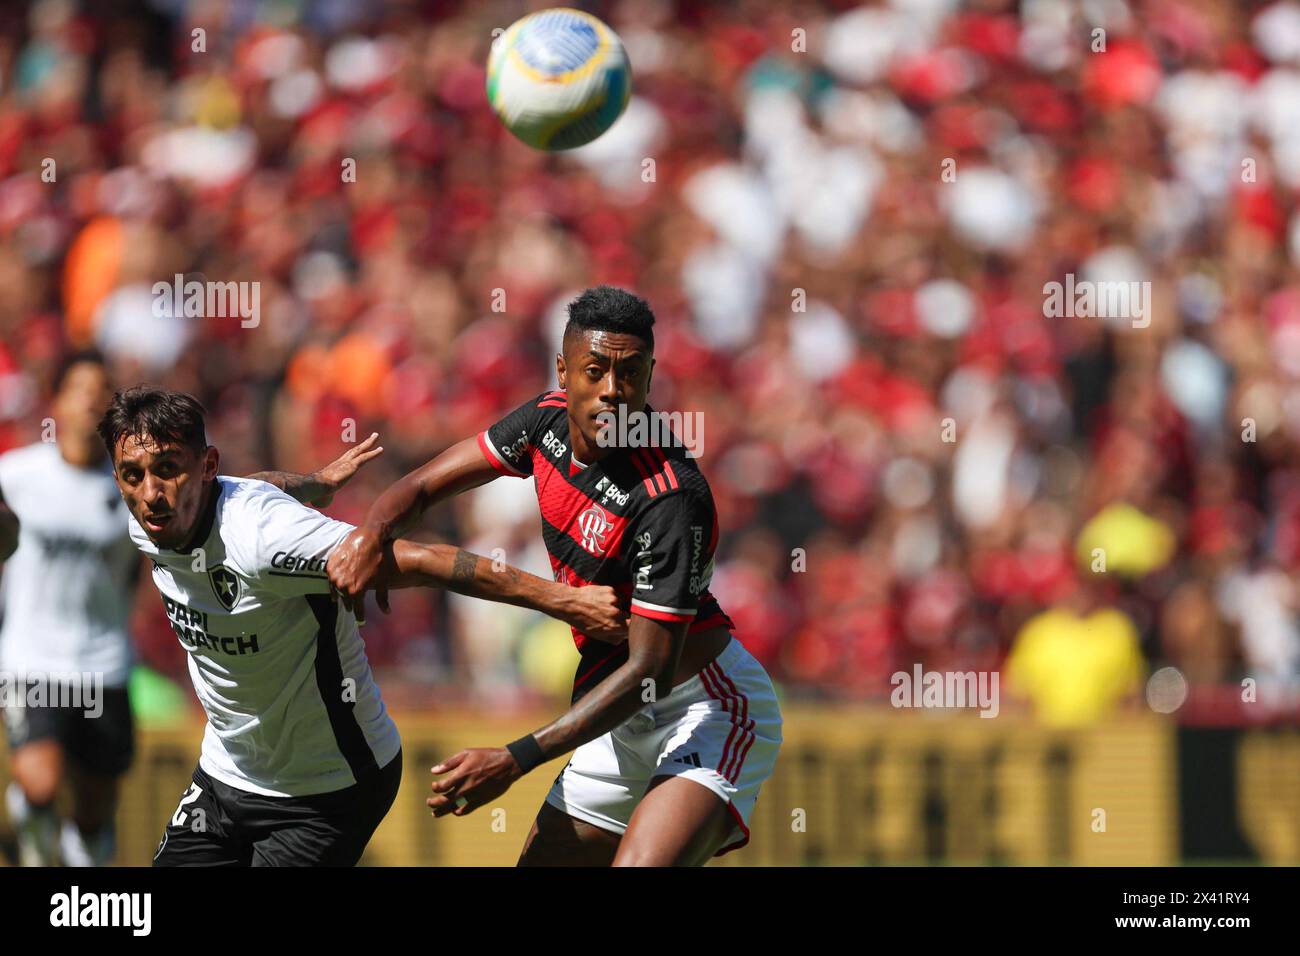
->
[486,7,632,151]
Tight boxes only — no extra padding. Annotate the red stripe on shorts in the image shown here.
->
[711,661,754,783]
[699,662,738,779]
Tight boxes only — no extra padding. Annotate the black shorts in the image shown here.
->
[1,684,135,777]
[153,751,403,867]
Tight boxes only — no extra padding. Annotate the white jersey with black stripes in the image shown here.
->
[127,476,399,797]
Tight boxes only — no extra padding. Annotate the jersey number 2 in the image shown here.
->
[171,783,204,827]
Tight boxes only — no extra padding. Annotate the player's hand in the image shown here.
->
[311,432,384,507]
[428,748,522,817]
[560,585,629,644]
[328,524,390,616]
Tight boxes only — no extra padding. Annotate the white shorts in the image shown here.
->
[544,636,782,856]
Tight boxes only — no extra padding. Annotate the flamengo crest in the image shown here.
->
[578,504,614,555]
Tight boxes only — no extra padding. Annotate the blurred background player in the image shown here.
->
[0,350,135,866]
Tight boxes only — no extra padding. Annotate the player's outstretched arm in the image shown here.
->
[427,614,688,816]
[0,488,18,562]
[248,432,384,507]
[328,435,500,614]
[377,540,628,642]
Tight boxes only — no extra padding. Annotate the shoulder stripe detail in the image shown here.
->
[628,448,658,497]
[478,431,528,478]
[536,401,567,409]
[631,447,681,497]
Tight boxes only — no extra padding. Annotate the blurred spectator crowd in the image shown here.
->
[1,0,1300,722]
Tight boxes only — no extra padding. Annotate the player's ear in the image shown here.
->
[556,353,567,390]
[201,446,220,481]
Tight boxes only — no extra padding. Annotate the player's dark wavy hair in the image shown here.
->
[97,386,208,459]
[563,285,655,351]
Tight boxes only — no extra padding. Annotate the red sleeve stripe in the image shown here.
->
[662,459,679,490]
[634,447,679,495]
[628,447,658,497]
[536,400,567,409]
[477,431,528,477]
[543,389,566,400]
[636,448,668,495]
[631,598,697,622]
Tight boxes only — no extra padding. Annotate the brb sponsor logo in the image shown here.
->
[594,476,630,508]
[541,429,567,459]
[578,504,614,555]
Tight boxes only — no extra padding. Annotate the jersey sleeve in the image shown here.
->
[241,484,356,598]
[478,393,555,478]
[625,491,716,624]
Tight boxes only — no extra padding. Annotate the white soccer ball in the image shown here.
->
[486,7,632,151]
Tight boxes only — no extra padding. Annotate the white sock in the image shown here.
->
[6,782,59,866]
[60,819,115,867]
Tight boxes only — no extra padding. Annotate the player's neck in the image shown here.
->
[568,425,612,468]
[176,480,219,554]
[56,433,106,470]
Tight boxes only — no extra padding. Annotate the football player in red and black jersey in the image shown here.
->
[328,286,782,865]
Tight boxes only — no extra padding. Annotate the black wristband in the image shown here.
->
[506,734,545,774]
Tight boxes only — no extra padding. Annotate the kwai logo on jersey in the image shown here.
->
[209,566,242,611]
[578,504,614,555]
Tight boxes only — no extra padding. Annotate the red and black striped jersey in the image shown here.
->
[478,389,734,700]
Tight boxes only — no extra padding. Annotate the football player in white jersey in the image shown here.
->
[0,352,395,866]
[96,385,624,866]
[0,352,134,867]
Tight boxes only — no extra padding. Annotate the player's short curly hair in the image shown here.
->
[563,285,655,351]
[97,386,208,459]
